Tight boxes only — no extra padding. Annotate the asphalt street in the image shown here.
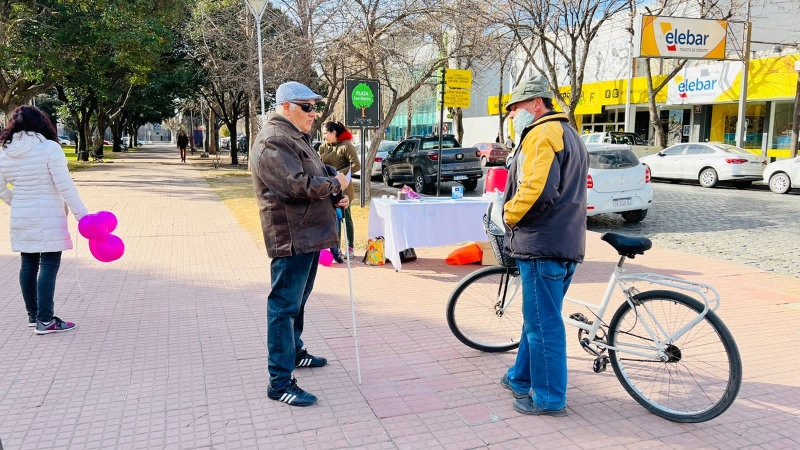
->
[365,169,800,279]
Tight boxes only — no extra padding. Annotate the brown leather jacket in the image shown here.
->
[251,113,343,258]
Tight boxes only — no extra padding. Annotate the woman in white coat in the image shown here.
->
[0,106,89,334]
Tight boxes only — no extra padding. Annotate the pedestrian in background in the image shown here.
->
[318,121,360,262]
[251,81,349,407]
[500,75,588,416]
[177,130,189,163]
[0,105,89,334]
[505,135,515,150]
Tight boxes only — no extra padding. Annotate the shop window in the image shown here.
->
[771,101,795,149]
[724,114,764,148]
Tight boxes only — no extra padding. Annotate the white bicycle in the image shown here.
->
[446,216,742,423]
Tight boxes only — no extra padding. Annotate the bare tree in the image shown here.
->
[495,0,631,127]
[633,0,739,148]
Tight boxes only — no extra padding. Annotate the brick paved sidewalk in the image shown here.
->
[0,145,798,449]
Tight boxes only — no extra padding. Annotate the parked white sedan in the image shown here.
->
[640,142,766,188]
[356,140,398,178]
[763,155,800,194]
[586,144,653,223]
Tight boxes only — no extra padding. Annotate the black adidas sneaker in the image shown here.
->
[267,378,317,407]
[295,348,327,368]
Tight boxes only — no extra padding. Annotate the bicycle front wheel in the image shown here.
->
[446,266,522,352]
[608,290,742,423]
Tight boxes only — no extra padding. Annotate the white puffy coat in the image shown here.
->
[0,132,89,253]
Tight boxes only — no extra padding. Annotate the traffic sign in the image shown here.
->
[445,69,473,89]
[444,88,471,109]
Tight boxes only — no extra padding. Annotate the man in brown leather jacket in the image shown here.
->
[251,81,349,407]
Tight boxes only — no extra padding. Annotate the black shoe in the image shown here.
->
[500,374,529,399]
[267,378,317,406]
[513,397,568,416]
[331,250,344,263]
[295,348,327,368]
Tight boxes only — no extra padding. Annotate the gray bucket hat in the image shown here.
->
[505,75,553,112]
[275,81,323,104]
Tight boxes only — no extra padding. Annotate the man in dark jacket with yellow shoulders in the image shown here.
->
[499,75,588,417]
[251,81,349,407]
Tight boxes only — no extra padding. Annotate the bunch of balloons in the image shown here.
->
[78,211,125,262]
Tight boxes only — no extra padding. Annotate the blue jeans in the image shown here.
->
[267,251,320,388]
[20,252,63,323]
[506,258,577,410]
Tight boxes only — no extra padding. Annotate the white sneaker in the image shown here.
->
[347,247,355,259]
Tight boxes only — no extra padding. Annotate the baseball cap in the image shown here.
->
[505,75,553,112]
[275,81,323,104]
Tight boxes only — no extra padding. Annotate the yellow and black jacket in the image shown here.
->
[502,111,588,263]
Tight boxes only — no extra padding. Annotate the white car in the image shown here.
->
[58,136,73,146]
[763,155,800,194]
[640,142,766,189]
[356,140,398,178]
[586,144,653,223]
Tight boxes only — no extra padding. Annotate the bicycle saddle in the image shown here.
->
[601,233,652,259]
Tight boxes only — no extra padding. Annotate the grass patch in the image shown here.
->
[63,146,118,172]
[204,170,373,251]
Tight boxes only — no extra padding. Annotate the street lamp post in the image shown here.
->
[245,0,269,124]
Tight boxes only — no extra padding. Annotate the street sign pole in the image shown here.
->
[437,68,446,197]
[360,128,367,207]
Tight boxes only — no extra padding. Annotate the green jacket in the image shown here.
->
[318,140,361,200]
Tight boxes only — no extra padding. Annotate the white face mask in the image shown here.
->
[512,108,536,134]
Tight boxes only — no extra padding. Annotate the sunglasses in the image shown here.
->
[290,102,316,113]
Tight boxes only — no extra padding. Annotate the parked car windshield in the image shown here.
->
[378,141,399,153]
[710,143,753,155]
[588,148,640,170]
[421,137,459,150]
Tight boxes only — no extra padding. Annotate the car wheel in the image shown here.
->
[414,169,431,194]
[480,156,488,168]
[621,209,648,223]
[698,168,718,188]
[461,179,478,192]
[733,180,752,190]
[769,172,791,194]
[382,167,394,187]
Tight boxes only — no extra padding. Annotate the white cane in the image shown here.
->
[341,169,362,384]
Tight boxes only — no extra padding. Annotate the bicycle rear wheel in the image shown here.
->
[607,290,742,423]
[446,266,522,352]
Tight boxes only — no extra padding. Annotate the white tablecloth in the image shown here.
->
[368,197,491,271]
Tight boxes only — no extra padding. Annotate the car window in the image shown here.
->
[421,137,459,150]
[379,141,398,153]
[662,145,686,156]
[393,142,412,156]
[711,143,752,155]
[684,144,708,155]
[587,134,600,143]
[588,149,640,170]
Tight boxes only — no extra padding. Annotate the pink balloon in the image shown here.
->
[95,211,118,233]
[319,249,333,266]
[89,234,125,262]
[79,214,105,240]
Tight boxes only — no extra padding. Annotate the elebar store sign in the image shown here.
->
[635,15,728,60]
[666,61,740,105]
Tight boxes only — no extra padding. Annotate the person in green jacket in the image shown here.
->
[318,121,361,262]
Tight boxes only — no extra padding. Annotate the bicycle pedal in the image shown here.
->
[592,357,609,373]
[569,312,592,324]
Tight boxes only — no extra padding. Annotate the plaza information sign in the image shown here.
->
[444,69,473,89]
[444,88,471,109]
[345,78,381,129]
[345,78,381,208]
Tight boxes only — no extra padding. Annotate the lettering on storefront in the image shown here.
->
[677,78,718,99]
[605,89,620,99]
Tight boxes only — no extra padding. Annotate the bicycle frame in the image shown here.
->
[501,255,721,361]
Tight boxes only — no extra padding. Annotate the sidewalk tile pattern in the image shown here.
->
[0,147,798,449]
